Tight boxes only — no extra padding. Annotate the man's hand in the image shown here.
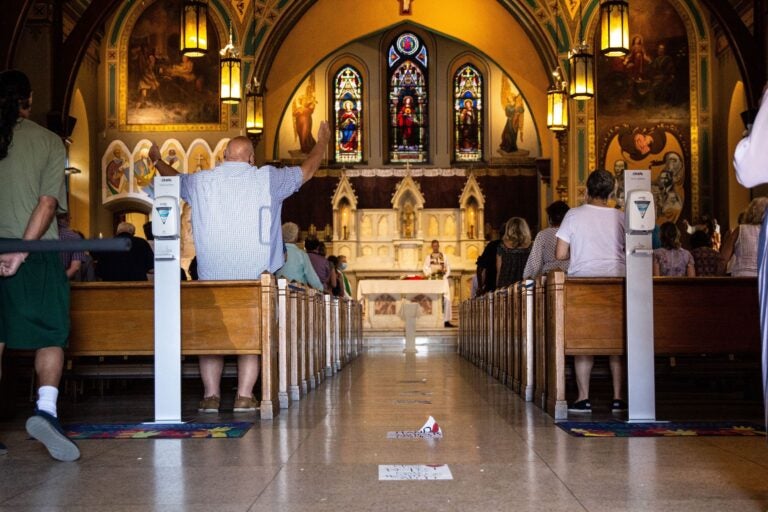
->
[316,120,330,146]
[149,143,162,164]
[0,252,27,277]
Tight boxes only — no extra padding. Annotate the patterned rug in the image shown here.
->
[64,422,253,439]
[556,421,766,437]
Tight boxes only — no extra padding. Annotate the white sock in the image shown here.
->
[36,386,58,417]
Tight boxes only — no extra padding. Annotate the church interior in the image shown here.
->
[2,0,768,510]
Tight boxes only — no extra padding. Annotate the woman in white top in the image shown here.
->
[555,169,626,414]
[720,197,768,277]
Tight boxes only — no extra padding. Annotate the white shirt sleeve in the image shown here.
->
[734,88,768,188]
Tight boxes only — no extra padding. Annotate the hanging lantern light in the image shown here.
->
[569,1,595,100]
[245,78,264,142]
[180,0,208,57]
[219,25,241,104]
[600,0,630,57]
[568,44,595,100]
[547,69,568,131]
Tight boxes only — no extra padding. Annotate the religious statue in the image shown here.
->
[401,203,416,238]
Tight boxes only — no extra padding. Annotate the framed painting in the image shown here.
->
[118,0,227,131]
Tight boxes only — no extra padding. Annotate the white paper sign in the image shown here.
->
[378,464,453,481]
[386,431,443,439]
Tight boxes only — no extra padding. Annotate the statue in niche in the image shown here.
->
[401,203,416,238]
[466,203,477,238]
[361,215,372,237]
[428,215,439,237]
[445,215,456,237]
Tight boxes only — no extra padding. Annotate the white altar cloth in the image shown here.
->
[357,279,448,329]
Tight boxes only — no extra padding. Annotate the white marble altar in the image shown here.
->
[357,279,447,329]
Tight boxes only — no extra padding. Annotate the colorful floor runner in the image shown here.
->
[64,422,252,439]
[556,421,766,437]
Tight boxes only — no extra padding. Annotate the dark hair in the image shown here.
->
[327,255,339,267]
[546,200,570,226]
[304,236,320,252]
[659,221,681,250]
[690,230,712,249]
[0,70,31,160]
[586,169,615,200]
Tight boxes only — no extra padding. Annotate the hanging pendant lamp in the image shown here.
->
[219,24,241,104]
[180,0,208,57]
[600,0,630,57]
[568,0,595,100]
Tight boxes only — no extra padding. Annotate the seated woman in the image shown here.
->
[720,197,768,277]
[496,217,531,289]
[653,222,695,276]
[276,222,323,291]
[555,169,626,414]
[523,201,570,279]
[690,230,725,276]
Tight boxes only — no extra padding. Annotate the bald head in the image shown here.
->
[223,136,255,164]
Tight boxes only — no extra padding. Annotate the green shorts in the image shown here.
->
[0,249,69,349]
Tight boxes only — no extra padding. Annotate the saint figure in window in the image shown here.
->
[397,96,418,149]
[338,100,359,152]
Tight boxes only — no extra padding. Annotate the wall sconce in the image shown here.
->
[219,24,241,104]
[600,0,630,57]
[180,0,208,57]
[245,78,264,143]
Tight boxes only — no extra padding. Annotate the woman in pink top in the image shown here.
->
[720,197,768,277]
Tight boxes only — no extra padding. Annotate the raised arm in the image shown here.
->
[300,120,330,183]
[149,144,179,177]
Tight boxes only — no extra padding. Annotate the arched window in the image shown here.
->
[388,32,428,163]
[333,66,363,163]
[453,64,483,162]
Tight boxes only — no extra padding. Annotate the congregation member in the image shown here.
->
[306,236,337,294]
[423,239,455,328]
[327,255,350,297]
[720,197,768,277]
[150,121,330,413]
[92,221,154,281]
[337,254,352,297]
[653,221,695,277]
[0,69,80,461]
[523,200,570,279]
[496,217,531,288]
[277,221,323,291]
[690,230,726,276]
[476,224,504,294]
[555,169,626,414]
[57,213,87,279]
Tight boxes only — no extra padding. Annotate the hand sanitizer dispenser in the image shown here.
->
[626,190,655,233]
[152,196,180,239]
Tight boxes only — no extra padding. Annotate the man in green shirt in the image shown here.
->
[0,70,80,462]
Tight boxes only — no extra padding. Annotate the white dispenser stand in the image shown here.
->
[151,176,182,423]
[624,170,658,422]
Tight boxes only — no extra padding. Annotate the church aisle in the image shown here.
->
[1,350,768,511]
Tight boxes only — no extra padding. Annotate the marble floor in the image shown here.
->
[1,348,768,511]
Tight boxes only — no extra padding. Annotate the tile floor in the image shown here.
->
[1,349,767,511]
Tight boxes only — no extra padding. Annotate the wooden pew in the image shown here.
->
[545,271,761,419]
[68,275,280,419]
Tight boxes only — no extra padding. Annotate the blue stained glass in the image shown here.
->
[388,47,400,68]
[334,66,363,163]
[416,46,427,67]
[397,33,419,55]
[388,32,428,163]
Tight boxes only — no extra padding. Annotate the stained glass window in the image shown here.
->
[388,32,428,163]
[453,65,483,162]
[333,66,363,163]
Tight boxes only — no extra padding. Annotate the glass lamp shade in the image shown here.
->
[220,56,241,104]
[181,0,208,57]
[245,90,264,135]
[547,86,568,131]
[600,0,630,57]
[568,46,595,100]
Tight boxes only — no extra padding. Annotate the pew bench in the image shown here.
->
[68,274,280,419]
[545,271,760,419]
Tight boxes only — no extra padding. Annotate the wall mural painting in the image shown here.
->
[124,0,221,128]
[103,141,131,204]
[497,76,528,157]
[602,123,687,224]
[292,73,318,156]
[596,0,690,224]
